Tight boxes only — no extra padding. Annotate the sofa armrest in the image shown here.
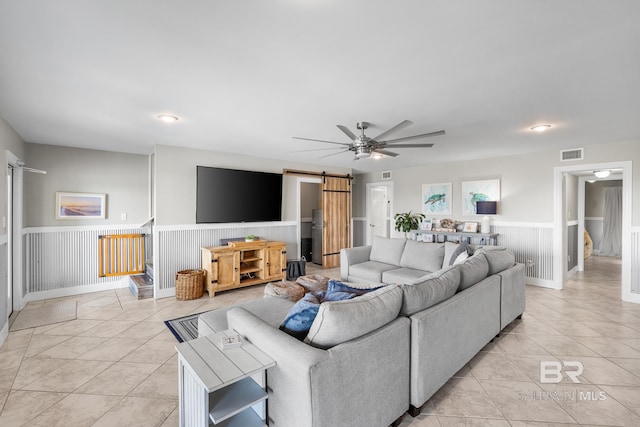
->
[227,307,409,427]
[498,263,526,329]
[340,245,372,281]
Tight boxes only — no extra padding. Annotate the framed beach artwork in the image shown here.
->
[422,183,452,215]
[56,192,106,219]
[461,179,500,215]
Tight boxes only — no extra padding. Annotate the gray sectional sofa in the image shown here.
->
[197,236,526,427]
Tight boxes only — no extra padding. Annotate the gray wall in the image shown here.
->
[24,144,149,227]
[1,115,26,228]
[354,140,640,230]
[154,144,350,226]
[568,224,578,271]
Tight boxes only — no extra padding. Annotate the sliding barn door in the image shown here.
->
[322,176,351,268]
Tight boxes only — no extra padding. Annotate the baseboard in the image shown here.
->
[155,287,176,299]
[622,292,640,304]
[22,278,129,304]
[526,277,560,289]
[0,321,8,348]
[566,266,578,278]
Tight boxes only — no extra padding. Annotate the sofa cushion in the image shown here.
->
[382,268,431,285]
[305,285,403,349]
[280,291,356,340]
[449,242,469,266]
[198,296,294,335]
[400,240,444,272]
[456,253,490,291]
[370,236,406,266]
[399,265,461,316]
[348,260,397,283]
[477,249,515,275]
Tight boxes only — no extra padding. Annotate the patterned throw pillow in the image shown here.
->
[280,280,382,340]
[326,279,383,296]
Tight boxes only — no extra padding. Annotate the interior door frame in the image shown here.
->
[553,161,634,302]
[6,150,24,312]
[296,176,322,260]
[365,181,394,245]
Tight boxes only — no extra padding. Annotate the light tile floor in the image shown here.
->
[1,257,639,426]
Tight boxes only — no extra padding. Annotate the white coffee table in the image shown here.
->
[176,330,276,427]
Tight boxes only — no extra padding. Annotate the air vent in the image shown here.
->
[381,171,392,180]
[560,148,584,161]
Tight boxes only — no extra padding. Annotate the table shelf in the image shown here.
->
[210,377,268,424]
[214,408,266,427]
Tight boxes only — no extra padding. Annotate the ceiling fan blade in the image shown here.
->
[382,130,446,144]
[383,143,434,148]
[291,147,348,153]
[319,149,350,159]
[373,149,399,157]
[336,125,357,141]
[293,136,351,146]
[371,120,412,142]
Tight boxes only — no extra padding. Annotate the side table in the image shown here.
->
[176,330,276,427]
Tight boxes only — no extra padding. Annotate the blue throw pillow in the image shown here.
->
[327,279,382,296]
[280,290,356,340]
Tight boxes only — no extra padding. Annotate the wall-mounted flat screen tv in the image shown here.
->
[196,166,283,223]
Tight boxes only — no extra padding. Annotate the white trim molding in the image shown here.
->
[555,161,634,302]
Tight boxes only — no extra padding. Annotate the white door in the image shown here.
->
[366,183,393,245]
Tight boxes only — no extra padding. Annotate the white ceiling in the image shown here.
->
[1,1,639,173]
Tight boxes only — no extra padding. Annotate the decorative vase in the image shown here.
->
[481,216,491,234]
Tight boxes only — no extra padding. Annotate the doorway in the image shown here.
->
[553,161,635,302]
[366,182,393,245]
[578,174,623,271]
[299,180,322,265]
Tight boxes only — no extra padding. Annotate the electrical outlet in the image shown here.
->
[120,212,127,220]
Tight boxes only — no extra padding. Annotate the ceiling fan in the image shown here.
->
[293,120,445,160]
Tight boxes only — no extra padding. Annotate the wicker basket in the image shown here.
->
[175,269,204,300]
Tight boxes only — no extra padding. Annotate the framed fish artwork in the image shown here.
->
[422,183,452,215]
[461,179,500,216]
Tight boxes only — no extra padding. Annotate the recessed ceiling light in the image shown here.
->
[587,179,596,183]
[594,170,610,178]
[158,114,179,123]
[530,124,551,132]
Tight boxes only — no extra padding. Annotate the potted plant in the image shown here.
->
[394,211,425,238]
[245,234,258,242]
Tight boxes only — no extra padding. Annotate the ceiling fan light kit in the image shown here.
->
[293,120,445,161]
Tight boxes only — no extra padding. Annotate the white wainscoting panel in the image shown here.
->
[24,226,150,295]
[155,223,297,297]
[492,224,554,285]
